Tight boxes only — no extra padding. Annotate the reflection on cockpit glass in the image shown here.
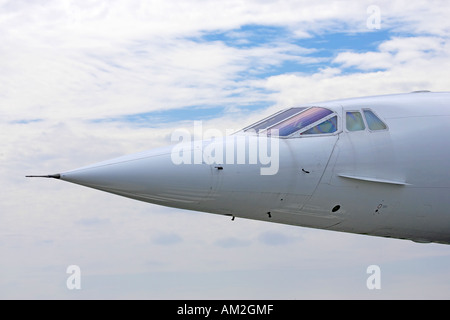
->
[246,107,306,133]
[267,107,333,136]
[244,107,335,137]
[363,109,387,130]
[302,116,337,135]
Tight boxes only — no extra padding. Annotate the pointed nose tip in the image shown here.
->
[26,174,61,179]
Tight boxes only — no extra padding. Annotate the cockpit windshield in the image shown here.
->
[243,107,337,137]
[246,107,307,133]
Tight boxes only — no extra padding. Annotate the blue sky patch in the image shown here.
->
[92,105,226,127]
[10,119,43,125]
[298,29,393,54]
[92,100,275,127]
[198,24,292,49]
[195,25,397,77]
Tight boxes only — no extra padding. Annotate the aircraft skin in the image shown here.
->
[28,91,450,244]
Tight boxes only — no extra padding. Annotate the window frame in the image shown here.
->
[345,110,366,132]
[295,113,339,137]
[362,108,389,132]
[269,107,340,138]
[241,106,341,138]
[242,107,306,133]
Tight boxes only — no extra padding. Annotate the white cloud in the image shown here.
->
[333,36,449,71]
[2,0,449,122]
[262,35,450,107]
[0,14,317,122]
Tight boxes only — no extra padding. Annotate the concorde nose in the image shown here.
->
[28,145,215,207]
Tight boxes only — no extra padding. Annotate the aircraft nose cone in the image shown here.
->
[59,146,214,206]
[60,151,154,190]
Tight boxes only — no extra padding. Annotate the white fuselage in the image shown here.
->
[57,92,450,244]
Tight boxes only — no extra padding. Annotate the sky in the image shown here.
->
[1,0,450,299]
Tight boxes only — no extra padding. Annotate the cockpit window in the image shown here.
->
[243,107,336,137]
[363,109,387,130]
[346,111,365,131]
[246,107,306,133]
[302,116,337,135]
[267,107,333,136]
